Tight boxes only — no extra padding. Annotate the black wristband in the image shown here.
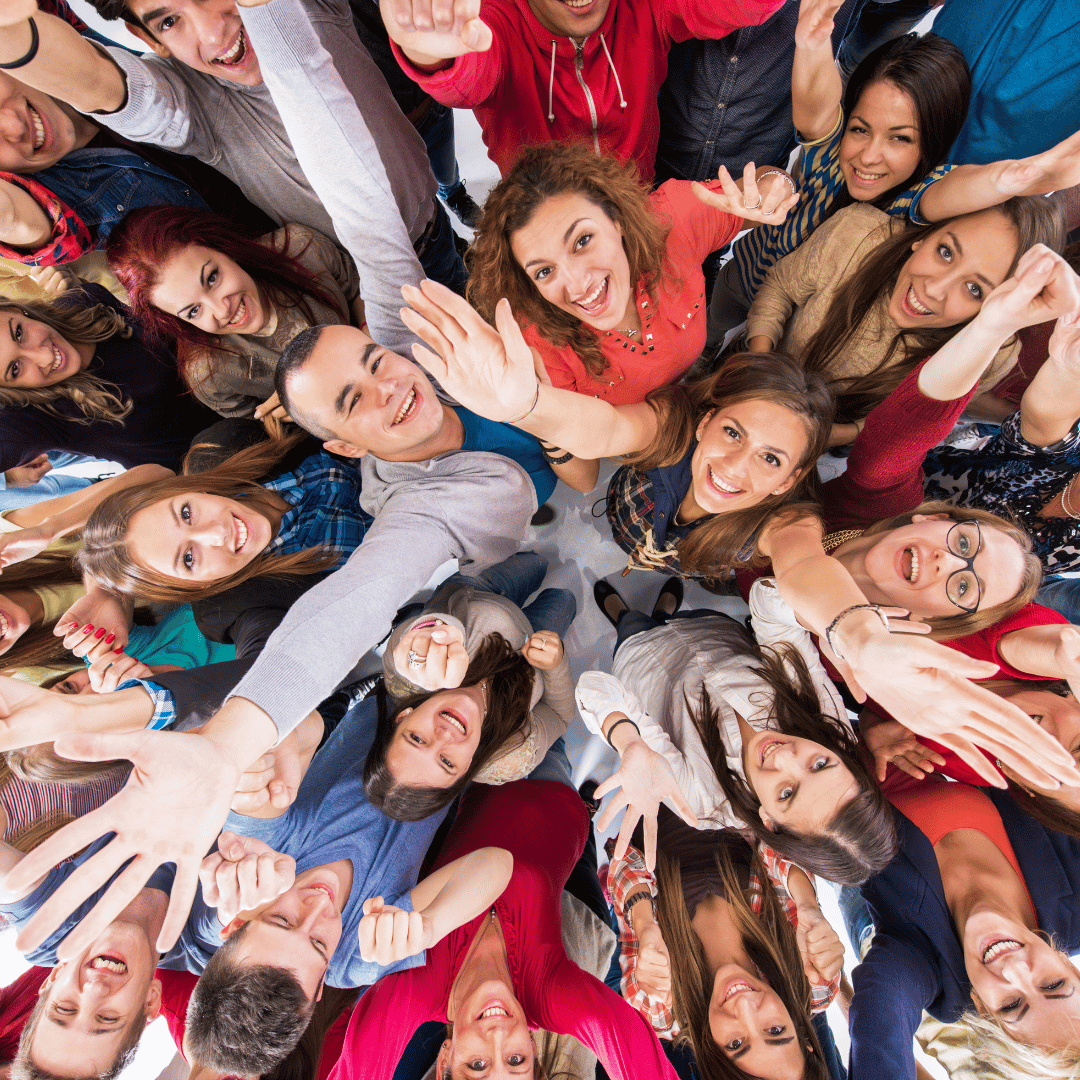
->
[542,448,573,465]
[625,889,654,914]
[0,19,39,70]
[606,715,640,748]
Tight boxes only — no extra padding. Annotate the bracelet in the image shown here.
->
[506,383,540,425]
[606,715,641,748]
[755,169,797,196]
[541,446,574,465]
[624,889,655,916]
[824,603,890,663]
[0,18,38,70]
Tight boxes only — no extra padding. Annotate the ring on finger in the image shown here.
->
[762,206,776,216]
[743,196,763,210]
[406,649,427,670]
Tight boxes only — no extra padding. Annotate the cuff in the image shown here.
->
[575,670,647,740]
[117,677,175,730]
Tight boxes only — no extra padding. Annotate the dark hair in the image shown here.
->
[186,922,316,1075]
[13,988,145,1080]
[263,986,360,1080]
[802,197,1067,422]
[654,837,828,1080]
[467,142,669,381]
[81,0,152,30]
[364,634,535,821]
[621,353,833,581]
[0,552,85,674]
[841,33,971,211]
[105,208,347,393]
[275,325,335,440]
[692,640,897,884]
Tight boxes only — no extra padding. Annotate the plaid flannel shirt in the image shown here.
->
[610,842,839,1038]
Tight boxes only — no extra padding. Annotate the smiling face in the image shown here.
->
[708,966,805,1080]
[1003,688,1080,767]
[0,589,34,656]
[0,72,92,173]
[966,921,1080,1051]
[125,492,274,583]
[31,920,160,1076]
[386,686,487,790]
[509,191,634,334]
[839,80,922,203]
[742,731,860,834]
[858,513,1026,619]
[126,0,262,86]
[526,0,612,38]
[682,399,810,521]
[440,984,535,1079]
[0,309,94,389]
[149,244,268,337]
[887,209,1019,330]
[285,325,450,461]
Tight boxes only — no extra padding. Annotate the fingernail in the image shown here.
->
[114,647,123,654]
[104,634,115,645]
[68,622,78,630]
[81,624,93,634]
[94,627,106,639]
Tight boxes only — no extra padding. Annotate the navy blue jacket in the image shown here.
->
[850,789,1080,1079]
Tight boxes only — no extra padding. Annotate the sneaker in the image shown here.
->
[444,183,482,229]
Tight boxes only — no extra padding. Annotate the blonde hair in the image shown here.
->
[958,1007,1080,1078]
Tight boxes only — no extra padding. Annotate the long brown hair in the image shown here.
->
[693,641,896,884]
[626,353,833,581]
[858,501,1042,640]
[0,297,133,424]
[467,142,669,380]
[654,837,828,1080]
[364,634,535,821]
[801,197,1067,422]
[0,553,85,674]
[78,432,337,602]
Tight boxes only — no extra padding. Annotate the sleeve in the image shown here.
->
[654,179,743,264]
[148,658,257,730]
[849,931,941,1080]
[229,457,534,740]
[609,844,679,1037]
[237,0,426,355]
[890,163,956,226]
[0,410,73,472]
[654,0,784,42]
[534,652,573,732]
[0,173,93,265]
[115,678,176,730]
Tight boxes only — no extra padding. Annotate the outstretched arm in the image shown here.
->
[379,0,492,72]
[790,0,844,141]
[1020,307,1080,448]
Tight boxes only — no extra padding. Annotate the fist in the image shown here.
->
[521,630,562,671]
[199,831,295,926]
[358,896,432,964]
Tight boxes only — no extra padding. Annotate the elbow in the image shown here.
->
[488,847,513,894]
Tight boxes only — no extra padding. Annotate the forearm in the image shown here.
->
[419,847,512,946]
[0,178,52,250]
[515,386,656,460]
[791,42,841,141]
[996,624,1070,678]
[784,865,819,910]
[1020,358,1080,446]
[916,163,1012,223]
[916,317,1013,401]
[0,12,125,114]
[965,390,1018,425]
[550,451,600,493]
[744,284,792,350]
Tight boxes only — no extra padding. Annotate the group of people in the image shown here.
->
[0,0,1074,1077]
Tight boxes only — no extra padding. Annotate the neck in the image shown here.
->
[447,912,510,1023]
[60,101,99,150]
[691,893,753,975]
[676,486,710,525]
[247,489,289,536]
[119,887,168,957]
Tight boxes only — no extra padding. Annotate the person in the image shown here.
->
[743,195,1066,434]
[710,14,1080,351]
[465,143,798,407]
[373,552,575,813]
[0,0,453,353]
[78,433,370,602]
[176,688,513,1076]
[0,452,94,512]
[610,811,844,1079]
[378,0,837,181]
[321,776,685,1080]
[577,576,895,884]
[0,966,50,1068]
[851,773,1080,1078]
[0,282,219,473]
[106,205,364,419]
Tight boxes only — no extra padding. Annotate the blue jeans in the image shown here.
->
[415,100,462,200]
[612,607,724,657]
[1037,575,1080,624]
[417,199,468,297]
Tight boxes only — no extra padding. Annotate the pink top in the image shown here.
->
[329,779,679,1080]
[522,179,742,405]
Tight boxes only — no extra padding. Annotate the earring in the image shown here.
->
[772,489,782,495]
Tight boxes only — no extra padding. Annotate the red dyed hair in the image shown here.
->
[105,206,348,391]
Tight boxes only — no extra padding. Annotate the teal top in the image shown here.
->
[124,606,236,669]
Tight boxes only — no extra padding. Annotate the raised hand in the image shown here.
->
[992,127,1080,199]
[859,711,946,783]
[86,650,154,694]
[692,162,800,226]
[0,0,37,32]
[795,903,845,986]
[393,620,469,691]
[229,712,321,816]
[400,280,538,424]
[379,0,492,63]
[521,630,563,671]
[975,245,1080,339]
[199,831,295,926]
[595,737,698,871]
[54,587,132,658]
[3,453,50,489]
[1047,308,1080,371]
[358,896,433,964]
[794,0,844,51]
[0,674,75,750]
[636,919,673,1005]
[27,264,78,298]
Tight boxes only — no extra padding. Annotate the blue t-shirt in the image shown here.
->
[455,407,556,506]
[195,697,450,989]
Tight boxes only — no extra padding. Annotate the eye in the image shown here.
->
[779,785,794,801]
[955,531,972,555]
[12,322,22,343]
[157,14,176,30]
[508,1056,526,1066]
[96,1014,120,1024]
[185,304,200,321]
[892,134,914,144]
[811,756,830,771]
[1042,979,1066,992]
[182,548,194,570]
[955,577,970,597]
[371,355,380,373]
[53,1004,75,1015]
[574,232,592,250]
[533,267,551,281]
[206,269,218,288]
[937,242,953,262]
[767,1025,786,1036]
[847,123,867,135]
[966,281,984,300]
[468,1060,487,1070]
[441,756,453,769]
[1000,997,1023,1013]
[726,1038,744,1051]
[409,732,423,745]
[180,503,191,524]
[6,360,19,380]
[763,452,780,467]
[724,425,740,440]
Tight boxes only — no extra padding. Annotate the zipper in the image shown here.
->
[572,37,600,153]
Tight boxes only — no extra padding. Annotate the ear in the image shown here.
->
[969,987,988,1015]
[911,238,924,253]
[436,1041,451,1075]
[322,438,367,459]
[39,965,62,994]
[219,915,248,941]
[695,409,716,443]
[125,21,171,58]
[315,977,325,1003]
[758,805,776,832]
[145,977,163,1022]
[772,466,804,498]
[910,512,950,524]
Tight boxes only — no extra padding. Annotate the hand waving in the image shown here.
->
[692,163,799,226]
[393,621,469,690]
[379,0,492,61]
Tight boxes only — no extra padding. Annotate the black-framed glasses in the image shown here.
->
[945,520,982,614]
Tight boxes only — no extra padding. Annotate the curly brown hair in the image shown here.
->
[466,143,670,380]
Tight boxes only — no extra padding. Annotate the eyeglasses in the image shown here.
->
[944,520,982,614]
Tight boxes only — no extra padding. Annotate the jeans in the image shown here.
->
[1037,575,1080,624]
[416,199,468,297]
[0,450,94,511]
[612,607,723,656]
[415,100,463,201]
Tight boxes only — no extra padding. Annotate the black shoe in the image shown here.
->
[651,576,684,621]
[531,504,556,526]
[444,183,482,229]
[579,779,601,818]
[594,579,629,628]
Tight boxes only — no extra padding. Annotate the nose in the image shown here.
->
[190,518,228,547]
[206,295,232,327]
[299,893,333,927]
[856,135,885,165]
[191,2,230,48]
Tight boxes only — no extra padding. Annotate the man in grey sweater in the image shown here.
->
[0,0,461,352]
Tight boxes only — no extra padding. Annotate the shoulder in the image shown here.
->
[820,202,895,249]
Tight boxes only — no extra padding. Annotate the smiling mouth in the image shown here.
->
[707,465,742,497]
[902,545,920,583]
[0,611,9,640]
[227,297,249,328]
[574,276,610,318]
[90,955,127,974]
[477,1000,511,1021]
[232,513,249,553]
[759,737,784,766]
[722,981,755,1004]
[439,709,467,737]
[27,102,44,153]
[305,881,336,905]
[850,166,886,184]
[901,284,934,318]
[392,386,418,426]
[982,939,1023,964]
[213,28,249,67]
[45,343,65,376]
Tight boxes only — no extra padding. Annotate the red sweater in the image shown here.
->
[523,179,741,404]
[390,0,782,180]
[330,780,679,1080]
[0,967,49,1063]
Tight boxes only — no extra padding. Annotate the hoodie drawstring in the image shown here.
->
[599,32,627,110]
[547,40,557,121]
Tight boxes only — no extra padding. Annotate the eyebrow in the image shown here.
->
[332,344,379,415]
[141,6,170,22]
[733,1036,796,1059]
[47,1015,115,1036]
[850,113,917,132]
[720,416,790,459]
[523,217,588,269]
[945,231,997,290]
[263,915,330,964]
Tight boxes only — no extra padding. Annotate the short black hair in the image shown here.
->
[186,923,317,1075]
[274,325,335,440]
[84,0,151,31]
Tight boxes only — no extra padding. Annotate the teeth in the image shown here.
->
[723,982,754,1003]
[761,740,782,764]
[0,611,8,638]
[982,939,1022,964]
[441,711,466,736]
[228,298,246,326]
[907,286,932,316]
[90,956,127,973]
[563,0,591,7]
[28,105,43,152]
[480,1006,509,1018]
[708,466,740,494]
[576,277,607,310]
[852,167,885,181]
[214,29,245,64]
[234,515,248,552]
[907,547,919,583]
[393,387,416,426]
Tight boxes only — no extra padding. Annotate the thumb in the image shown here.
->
[52,727,150,765]
[494,297,528,358]
[462,15,492,51]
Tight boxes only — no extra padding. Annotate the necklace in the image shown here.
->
[1060,474,1080,520]
[621,326,640,338]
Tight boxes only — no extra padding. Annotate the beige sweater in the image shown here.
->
[184,225,360,418]
[745,203,1018,405]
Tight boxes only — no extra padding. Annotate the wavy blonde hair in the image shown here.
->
[958,1000,1080,1078]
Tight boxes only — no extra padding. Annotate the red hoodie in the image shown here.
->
[390,0,783,180]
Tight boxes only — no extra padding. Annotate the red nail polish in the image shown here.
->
[104,634,115,645]
[114,647,124,654]
[95,627,106,639]
[67,622,78,630]
[81,624,93,634]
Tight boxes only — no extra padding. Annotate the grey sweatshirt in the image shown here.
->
[94,0,433,352]
[229,451,538,737]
